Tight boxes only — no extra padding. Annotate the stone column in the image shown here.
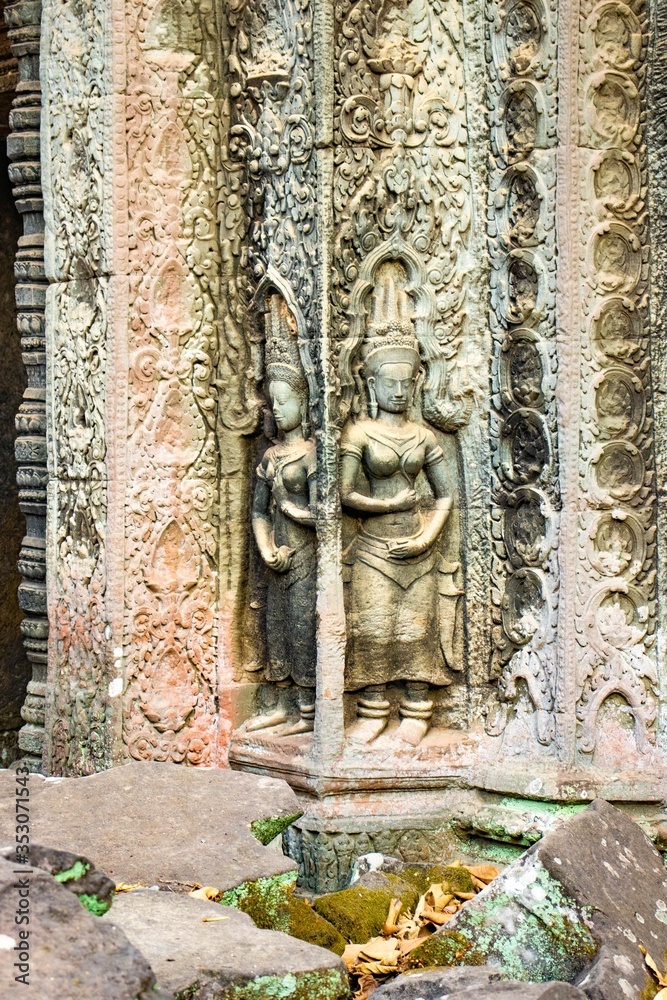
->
[5,0,47,771]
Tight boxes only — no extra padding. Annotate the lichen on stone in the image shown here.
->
[219,871,297,931]
[406,857,598,982]
[78,891,113,916]
[217,968,349,999]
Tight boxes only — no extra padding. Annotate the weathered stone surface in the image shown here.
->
[372,967,508,997]
[102,888,349,1000]
[0,763,301,895]
[0,842,115,914]
[373,968,587,998]
[0,856,155,997]
[407,801,667,1000]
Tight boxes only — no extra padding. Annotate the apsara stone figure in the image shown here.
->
[340,274,452,747]
[249,295,317,735]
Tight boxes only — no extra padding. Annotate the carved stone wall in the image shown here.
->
[5,0,47,770]
[35,0,667,880]
[573,0,658,766]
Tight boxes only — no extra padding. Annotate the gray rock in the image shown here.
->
[406,801,667,1000]
[458,988,586,999]
[372,966,507,997]
[373,969,587,998]
[103,888,349,999]
[0,762,301,891]
[0,855,155,997]
[0,842,115,914]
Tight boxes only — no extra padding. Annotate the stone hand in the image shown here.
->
[386,535,425,560]
[265,544,295,572]
[387,488,419,513]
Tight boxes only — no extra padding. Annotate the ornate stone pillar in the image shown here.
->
[5,0,47,770]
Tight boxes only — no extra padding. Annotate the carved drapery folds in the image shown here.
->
[574,0,658,758]
[484,0,561,747]
[5,0,47,769]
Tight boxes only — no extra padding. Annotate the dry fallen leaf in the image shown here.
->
[353,972,379,1000]
[425,884,454,910]
[381,898,403,936]
[641,945,667,987]
[201,915,230,923]
[189,885,222,903]
[115,882,147,893]
[463,863,500,884]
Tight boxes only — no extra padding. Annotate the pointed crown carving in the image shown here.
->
[265,294,308,396]
[361,274,421,375]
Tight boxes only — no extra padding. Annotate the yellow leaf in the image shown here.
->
[189,885,222,902]
[463,863,500,884]
[201,915,230,923]
[641,946,667,987]
[425,884,454,910]
[381,897,403,936]
[115,882,147,893]
[358,936,401,964]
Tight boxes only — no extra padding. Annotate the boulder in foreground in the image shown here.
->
[103,887,349,999]
[406,800,667,1000]
[0,856,154,998]
[0,762,301,896]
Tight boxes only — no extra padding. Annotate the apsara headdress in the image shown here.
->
[361,273,421,376]
[265,293,308,397]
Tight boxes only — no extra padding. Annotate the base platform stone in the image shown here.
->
[102,888,349,1000]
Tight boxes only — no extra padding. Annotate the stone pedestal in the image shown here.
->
[26,0,667,885]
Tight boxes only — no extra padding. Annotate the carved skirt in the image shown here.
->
[343,532,449,691]
[265,541,317,689]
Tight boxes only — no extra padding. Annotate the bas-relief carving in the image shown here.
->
[575,0,658,760]
[121,0,227,765]
[245,293,317,735]
[484,0,560,748]
[339,271,459,747]
[331,0,479,741]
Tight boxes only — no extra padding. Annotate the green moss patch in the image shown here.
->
[220,872,297,931]
[313,880,417,944]
[78,891,113,916]
[251,813,303,846]
[397,863,475,896]
[288,897,346,956]
[54,860,90,883]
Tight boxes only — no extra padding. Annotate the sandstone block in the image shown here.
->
[406,801,667,1000]
[102,888,349,1000]
[0,762,301,895]
[0,856,155,997]
[373,968,587,998]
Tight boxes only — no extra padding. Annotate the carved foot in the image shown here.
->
[244,706,288,732]
[346,716,388,745]
[280,717,314,736]
[391,716,430,746]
